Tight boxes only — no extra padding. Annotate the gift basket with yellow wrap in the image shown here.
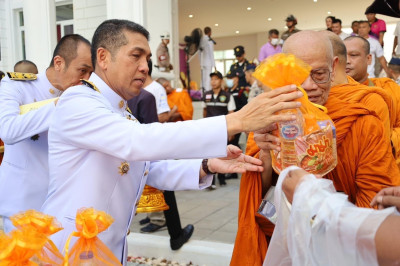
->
[253,53,337,175]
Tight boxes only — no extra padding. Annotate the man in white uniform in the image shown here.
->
[200,26,216,93]
[41,19,303,263]
[0,34,92,233]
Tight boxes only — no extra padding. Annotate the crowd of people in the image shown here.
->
[1,0,400,264]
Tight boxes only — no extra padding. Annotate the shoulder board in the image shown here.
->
[80,79,100,93]
[7,72,37,81]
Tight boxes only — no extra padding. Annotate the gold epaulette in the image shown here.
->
[7,72,37,81]
[81,79,100,93]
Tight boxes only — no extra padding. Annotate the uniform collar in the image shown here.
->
[41,72,62,97]
[89,72,127,113]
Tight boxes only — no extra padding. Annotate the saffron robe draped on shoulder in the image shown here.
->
[231,94,400,266]
[365,77,400,167]
[167,89,193,121]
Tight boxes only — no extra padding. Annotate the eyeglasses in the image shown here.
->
[310,68,331,84]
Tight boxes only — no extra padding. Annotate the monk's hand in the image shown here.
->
[208,145,264,174]
[253,123,280,152]
[226,85,302,136]
[282,168,309,204]
[371,186,400,211]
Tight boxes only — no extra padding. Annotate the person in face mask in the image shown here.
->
[258,29,282,62]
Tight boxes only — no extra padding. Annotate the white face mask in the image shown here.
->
[225,79,234,88]
[270,38,280,46]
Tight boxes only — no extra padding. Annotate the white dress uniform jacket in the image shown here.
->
[200,35,215,92]
[41,73,228,263]
[0,72,60,230]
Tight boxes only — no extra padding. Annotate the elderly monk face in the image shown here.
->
[282,31,337,106]
[344,37,372,82]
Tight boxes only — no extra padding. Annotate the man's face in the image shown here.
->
[162,81,174,94]
[297,48,334,106]
[331,23,341,35]
[245,71,253,83]
[286,21,294,28]
[162,39,170,45]
[236,54,245,63]
[210,76,222,90]
[358,22,370,38]
[104,31,151,100]
[344,38,371,82]
[366,13,376,22]
[351,22,359,33]
[59,43,93,91]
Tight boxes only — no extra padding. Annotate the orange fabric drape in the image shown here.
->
[366,77,400,167]
[167,89,193,121]
[330,76,395,140]
[231,94,400,265]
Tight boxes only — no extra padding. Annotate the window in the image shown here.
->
[56,4,74,42]
[214,49,236,75]
[16,10,26,60]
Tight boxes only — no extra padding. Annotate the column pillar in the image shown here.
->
[23,0,56,71]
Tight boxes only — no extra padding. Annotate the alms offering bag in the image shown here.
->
[253,53,337,175]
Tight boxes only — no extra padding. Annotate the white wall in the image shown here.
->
[73,0,106,42]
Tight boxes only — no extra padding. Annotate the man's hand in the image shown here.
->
[253,123,281,152]
[226,85,302,136]
[371,186,400,211]
[282,168,310,204]
[207,145,263,174]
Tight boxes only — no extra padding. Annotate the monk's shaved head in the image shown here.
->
[283,30,334,66]
[344,36,370,55]
[320,30,347,67]
[282,30,336,106]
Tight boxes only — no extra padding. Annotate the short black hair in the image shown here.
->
[358,20,371,27]
[91,19,150,68]
[204,27,211,35]
[14,60,37,70]
[344,36,370,54]
[351,20,359,26]
[148,59,153,76]
[332,18,342,25]
[49,34,90,68]
[269,29,279,36]
[326,16,336,21]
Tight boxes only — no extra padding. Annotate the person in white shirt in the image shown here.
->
[392,21,400,57]
[358,20,390,78]
[332,18,350,40]
[0,34,93,233]
[41,19,303,263]
[199,26,216,93]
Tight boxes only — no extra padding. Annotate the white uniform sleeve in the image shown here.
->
[0,78,55,144]
[228,95,236,112]
[52,88,228,161]
[146,159,212,191]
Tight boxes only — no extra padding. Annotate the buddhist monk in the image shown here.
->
[344,36,400,167]
[231,31,400,266]
[157,78,193,122]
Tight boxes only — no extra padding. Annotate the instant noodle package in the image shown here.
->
[253,53,337,175]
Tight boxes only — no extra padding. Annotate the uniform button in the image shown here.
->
[49,88,55,94]
[119,100,124,109]
[144,170,149,176]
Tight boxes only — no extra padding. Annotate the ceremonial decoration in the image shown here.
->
[253,53,337,175]
[63,207,122,266]
[0,210,64,265]
[19,98,58,115]
[136,185,169,213]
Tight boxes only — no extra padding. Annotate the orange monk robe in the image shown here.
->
[363,77,400,167]
[231,95,400,266]
[330,76,395,141]
[167,88,193,121]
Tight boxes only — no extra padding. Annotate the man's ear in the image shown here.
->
[96,47,111,70]
[367,54,372,65]
[330,56,339,81]
[53,55,65,72]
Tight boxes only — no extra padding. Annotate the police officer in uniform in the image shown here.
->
[229,45,251,88]
[40,19,302,262]
[0,34,92,232]
[203,71,236,187]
